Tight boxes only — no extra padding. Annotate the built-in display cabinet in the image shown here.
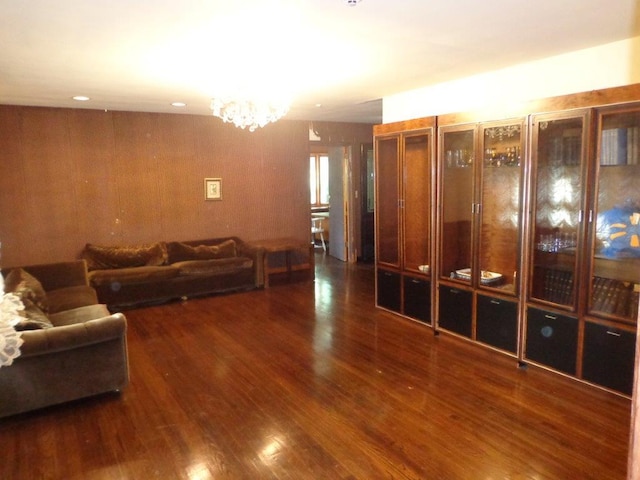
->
[437,119,526,355]
[374,84,640,396]
[525,104,640,395]
[374,118,436,324]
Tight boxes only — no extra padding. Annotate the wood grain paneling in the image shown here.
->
[152,113,200,238]
[112,112,165,243]
[67,109,120,249]
[0,106,27,263]
[373,116,435,135]
[0,106,310,267]
[436,84,640,126]
[20,108,78,263]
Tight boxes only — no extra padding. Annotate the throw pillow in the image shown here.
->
[4,268,49,313]
[14,299,53,331]
[167,239,237,263]
[83,242,168,270]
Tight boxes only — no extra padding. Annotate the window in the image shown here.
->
[310,153,329,207]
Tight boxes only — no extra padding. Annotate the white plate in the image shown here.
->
[454,268,503,284]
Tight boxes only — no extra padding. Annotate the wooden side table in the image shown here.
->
[249,238,314,288]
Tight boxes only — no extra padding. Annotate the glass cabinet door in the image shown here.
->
[529,114,587,309]
[403,132,432,274]
[478,122,524,295]
[376,136,400,267]
[589,107,640,321]
[440,127,475,283]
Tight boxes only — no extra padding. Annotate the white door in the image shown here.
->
[328,146,355,262]
[329,147,346,261]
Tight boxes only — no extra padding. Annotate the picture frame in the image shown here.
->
[204,178,222,200]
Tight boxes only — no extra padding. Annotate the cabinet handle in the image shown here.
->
[578,210,583,223]
[588,210,594,223]
[544,314,557,320]
[606,331,621,337]
[411,279,421,284]
[450,289,460,294]
[490,300,501,305]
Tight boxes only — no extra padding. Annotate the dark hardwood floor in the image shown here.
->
[1,254,632,479]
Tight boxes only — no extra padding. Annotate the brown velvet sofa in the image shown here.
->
[0,260,129,418]
[83,236,264,310]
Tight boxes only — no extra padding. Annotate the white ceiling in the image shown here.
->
[1,0,638,125]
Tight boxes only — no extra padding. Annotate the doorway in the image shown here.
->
[309,123,374,264]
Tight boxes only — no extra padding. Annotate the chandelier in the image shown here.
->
[210,98,289,132]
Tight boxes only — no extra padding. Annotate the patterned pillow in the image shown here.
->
[167,239,237,263]
[14,299,53,331]
[83,242,168,270]
[4,267,49,313]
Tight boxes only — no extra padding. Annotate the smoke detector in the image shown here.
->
[345,0,362,6]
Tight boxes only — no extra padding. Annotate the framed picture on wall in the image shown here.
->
[204,178,222,200]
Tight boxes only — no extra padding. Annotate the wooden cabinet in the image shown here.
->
[525,307,578,375]
[436,119,525,353]
[528,111,588,310]
[374,119,435,324]
[374,85,640,396]
[524,103,640,394]
[582,320,635,395]
[438,286,472,337]
[587,105,640,323]
[375,136,400,268]
[403,276,431,323]
[476,295,518,354]
[376,269,401,312]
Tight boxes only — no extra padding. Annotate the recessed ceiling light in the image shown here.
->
[72,95,90,101]
[171,102,186,107]
[315,103,322,108]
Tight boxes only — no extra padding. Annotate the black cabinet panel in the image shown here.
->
[582,322,636,395]
[438,286,472,337]
[404,276,431,324]
[525,307,578,375]
[377,270,401,312]
[476,295,518,353]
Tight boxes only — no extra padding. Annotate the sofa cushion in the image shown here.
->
[46,285,99,314]
[48,304,111,327]
[14,299,53,331]
[88,265,180,287]
[167,239,237,263]
[4,268,49,313]
[83,242,168,271]
[172,257,253,276]
[18,312,126,358]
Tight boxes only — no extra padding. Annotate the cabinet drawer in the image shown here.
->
[377,270,401,313]
[582,321,635,395]
[403,276,431,324]
[438,286,472,337]
[476,295,518,354]
[525,307,578,375]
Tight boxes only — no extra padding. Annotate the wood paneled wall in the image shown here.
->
[0,105,310,267]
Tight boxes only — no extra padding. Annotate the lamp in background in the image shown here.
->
[210,98,289,132]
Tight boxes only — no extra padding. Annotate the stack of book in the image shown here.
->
[591,276,636,317]
[600,127,640,166]
[542,268,574,304]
